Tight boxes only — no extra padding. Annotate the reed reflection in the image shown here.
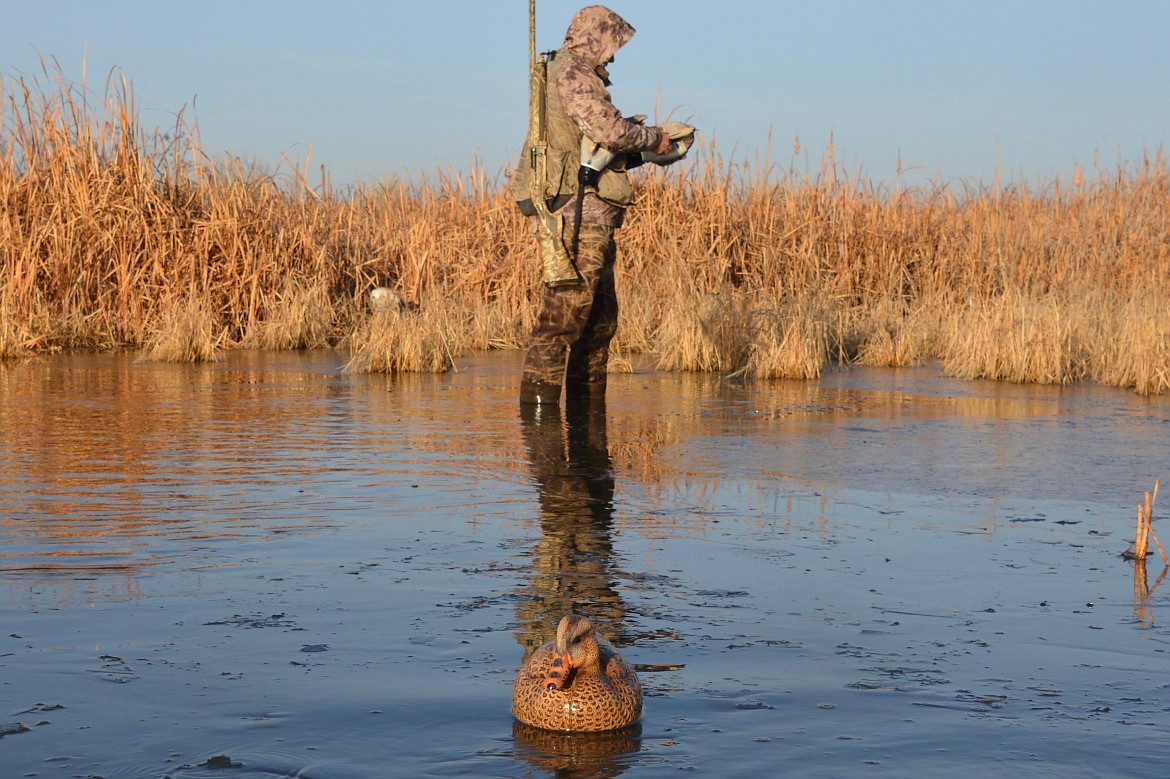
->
[1133,560,1168,627]
[0,352,347,595]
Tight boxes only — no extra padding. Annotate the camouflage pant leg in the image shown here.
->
[565,233,619,388]
[522,224,618,386]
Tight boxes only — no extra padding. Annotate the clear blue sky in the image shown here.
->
[3,0,1168,190]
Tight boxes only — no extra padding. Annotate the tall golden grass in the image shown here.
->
[3,68,1169,392]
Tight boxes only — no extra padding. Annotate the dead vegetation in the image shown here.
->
[3,67,1169,392]
[1128,481,1168,627]
[1127,480,1167,565]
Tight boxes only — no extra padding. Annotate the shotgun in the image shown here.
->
[525,0,580,288]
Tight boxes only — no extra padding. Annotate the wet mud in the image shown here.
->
[1,350,1168,777]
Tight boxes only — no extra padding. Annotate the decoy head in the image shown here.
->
[542,614,600,691]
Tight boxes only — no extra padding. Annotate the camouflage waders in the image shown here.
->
[521,223,617,401]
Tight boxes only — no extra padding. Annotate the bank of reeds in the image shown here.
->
[3,68,1169,392]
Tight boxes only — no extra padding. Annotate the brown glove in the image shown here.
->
[651,128,674,156]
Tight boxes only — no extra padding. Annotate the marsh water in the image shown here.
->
[2,350,1168,778]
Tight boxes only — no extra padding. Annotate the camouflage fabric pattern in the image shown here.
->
[552,5,662,227]
[522,224,618,387]
[522,7,665,393]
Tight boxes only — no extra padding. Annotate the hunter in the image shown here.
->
[513,4,692,406]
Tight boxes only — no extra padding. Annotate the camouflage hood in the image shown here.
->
[562,5,635,77]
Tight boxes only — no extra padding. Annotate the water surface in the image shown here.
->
[2,350,1168,777]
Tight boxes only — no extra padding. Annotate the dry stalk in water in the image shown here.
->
[1130,480,1168,564]
[1131,480,1168,626]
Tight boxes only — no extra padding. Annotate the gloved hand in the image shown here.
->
[651,128,675,157]
[642,122,696,166]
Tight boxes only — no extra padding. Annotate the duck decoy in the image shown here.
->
[512,614,642,731]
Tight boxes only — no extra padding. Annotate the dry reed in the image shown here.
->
[942,290,1091,385]
[1130,481,1168,626]
[342,305,453,374]
[242,279,335,351]
[0,297,32,360]
[137,296,221,363]
[1129,480,1168,565]
[4,67,1170,392]
[743,293,832,380]
[852,299,937,367]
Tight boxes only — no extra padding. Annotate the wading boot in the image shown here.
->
[520,380,562,407]
[564,379,607,417]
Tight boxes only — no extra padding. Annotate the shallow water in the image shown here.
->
[1,350,1168,778]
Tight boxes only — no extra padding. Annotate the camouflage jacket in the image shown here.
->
[514,6,664,228]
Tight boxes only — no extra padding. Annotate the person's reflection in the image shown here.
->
[515,394,628,660]
[513,395,640,776]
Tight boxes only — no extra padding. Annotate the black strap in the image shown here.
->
[572,166,600,258]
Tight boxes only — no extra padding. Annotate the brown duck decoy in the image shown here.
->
[512,614,642,732]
